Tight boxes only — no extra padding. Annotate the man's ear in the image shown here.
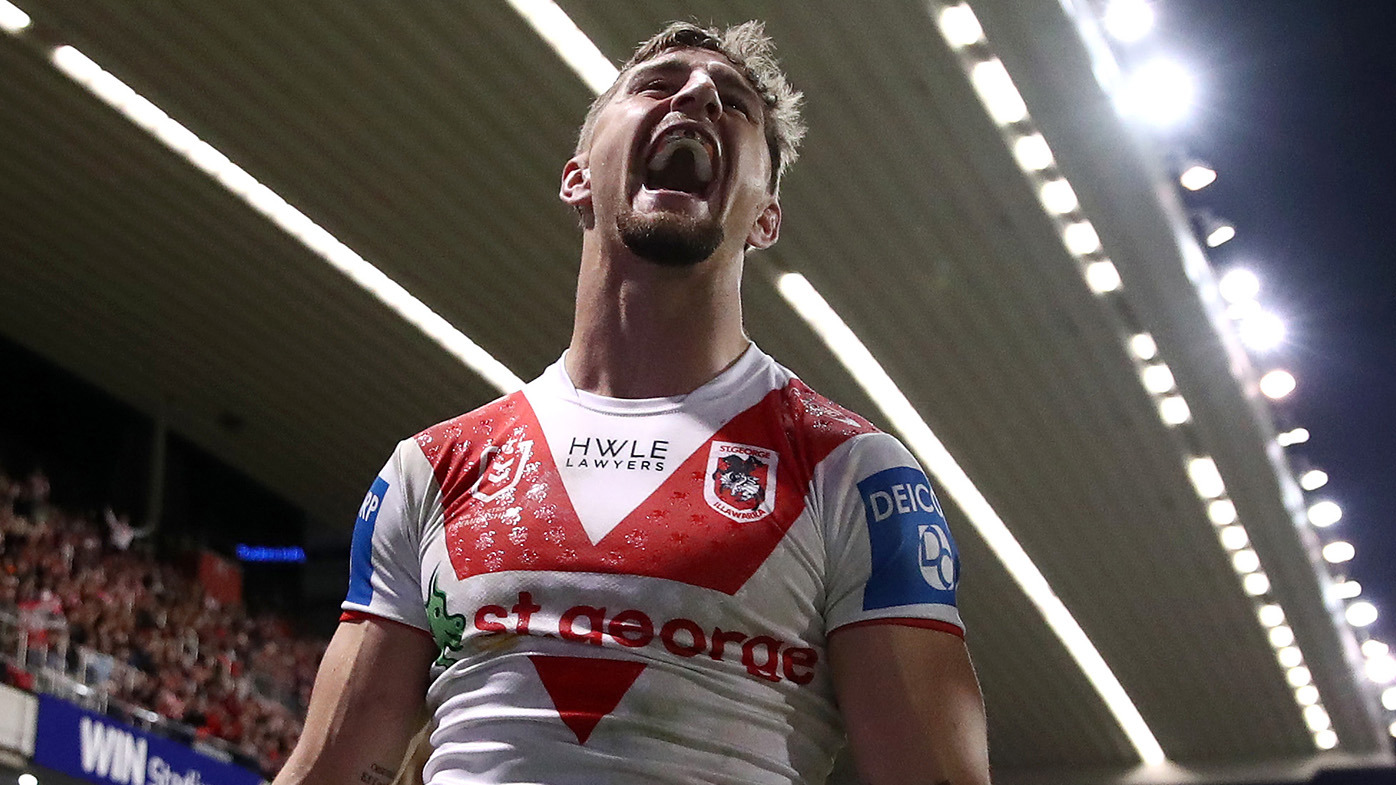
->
[746,198,782,250]
[560,155,591,210]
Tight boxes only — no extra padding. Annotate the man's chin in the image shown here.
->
[617,209,724,267]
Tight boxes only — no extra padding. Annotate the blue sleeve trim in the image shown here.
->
[346,476,390,606]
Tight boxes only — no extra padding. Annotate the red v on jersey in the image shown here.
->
[527,655,646,744]
[418,380,875,595]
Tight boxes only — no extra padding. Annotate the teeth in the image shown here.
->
[647,136,714,184]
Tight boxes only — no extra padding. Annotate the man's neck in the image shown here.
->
[565,241,749,399]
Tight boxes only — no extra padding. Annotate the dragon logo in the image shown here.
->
[425,567,467,666]
[704,441,778,523]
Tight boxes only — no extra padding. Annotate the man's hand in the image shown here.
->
[830,624,990,785]
[273,616,436,785]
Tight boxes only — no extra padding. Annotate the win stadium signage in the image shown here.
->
[33,695,263,785]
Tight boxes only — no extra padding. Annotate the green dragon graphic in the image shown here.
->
[426,567,467,666]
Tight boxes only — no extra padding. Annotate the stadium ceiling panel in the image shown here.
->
[0,0,1388,781]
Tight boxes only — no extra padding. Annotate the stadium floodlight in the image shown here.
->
[1085,261,1122,293]
[1258,603,1285,628]
[1232,549,1260,575]
[1299,469,1329,491]
[1389,720,1396,740]
[1259,369,1296,400]
[0,0,29,33]
[1207,499,1238,525]
[1314,729,1338,750]
[971,59,1029,125]
[1277,646,1303,668]
[1103,0,1155,43]
[1220,525,1250,552]
[1307,500,1342,528]
[1383,685,1396,711]
[1243,572,1271,597]
[1287,665,1313,688]
[1346,601,1378,628]
[1322,541,1355,564]
[1303,704,1332,733]
[1366,653,1396,684]
[1179,162,1218,191]
[1130,333,1158,360]
[1364,640,1390,658]
[1239,311,1286,352]
[1205,220,1237,248]
[1064,221,1103,255]
[1013,133,1055,171]
[1219,268,1261,303]
[1158,395,1191,426]
[1040,179,1081,215]
[1270,625,1295,648]
[1295,684,1319,706]
[18,774,37,785]
[1276,427,1310,447]
[937,4,985,49]
[503,0,618,94]
[1333,580,1362,601]
[1118,58,1195,127]
[1187,456,1226,500]
[1141,363,1176,394]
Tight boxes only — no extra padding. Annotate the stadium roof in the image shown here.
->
[0,0,1390,781]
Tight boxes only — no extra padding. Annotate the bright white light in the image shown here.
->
[1270,625,1295,648]
[1226,299,1262,322]
[1366,654,1396,684]
[1208,499,1238,525]
[1333,580,1362,600]
[1307,501,1342,528]
[18,775,37,785]
[1232,549,1260,574]
[1219,268,1261,303]
[1118,58,1195,127]
[938,4,985,49]
[1187,457,1226,499]
[49,45,526,396]
[1012,134,1055,171]
[1130,333,1158,360]
[1303,704,1332,733]
[1040,179,1080,215]
[1313,729,1338,750]
[1103,0,1155,43]
[1158,395,1191,426]
[971,59,1029,125]
[1299,470,1329,491]
[1085,261,1123,293]
[1286,666,1312,687]
[1277,646,1303,668]
[1220,525,1250,551]
[1064,222,1103,255]
[1240,311,1287,352]
[1389,720,1396,740]
[1382,685,1396,711]
[776,272,1165,765]
[1346,601,1378,628]
[504,0,617,94]
[0,0,31,33]
[1141,364,1176,394]
[1180,164,1217,191]
[1244,572,1271,597]
[1260,370,1296,400]
[1295,684,1319,706]
[1276,427,1310,447]
[1364,640,1390,658]
[1322,541,1355,564]
[1206,223,1236,247]
[1258,604,1285,628]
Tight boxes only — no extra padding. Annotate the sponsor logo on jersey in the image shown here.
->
[704,441,778,522]
[345,476,390,606]
[469,435,534,502]
[562,435,669,471]
[857,466,959,610]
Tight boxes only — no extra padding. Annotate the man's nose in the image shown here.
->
[672,72,722,121]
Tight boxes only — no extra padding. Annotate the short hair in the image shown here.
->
[575,20,806,192]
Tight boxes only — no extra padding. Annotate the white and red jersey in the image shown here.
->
[341,345,963,785]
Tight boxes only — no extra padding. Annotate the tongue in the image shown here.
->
[646,146,707,194]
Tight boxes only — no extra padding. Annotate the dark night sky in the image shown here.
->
[1163,2,1396,651]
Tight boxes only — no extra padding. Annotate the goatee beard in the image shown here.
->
[617,209,724,267]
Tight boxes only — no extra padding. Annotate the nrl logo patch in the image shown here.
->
[704,441,778,523]
[469,435,534,502]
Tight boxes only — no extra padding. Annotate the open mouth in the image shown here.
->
[642,125,719,197]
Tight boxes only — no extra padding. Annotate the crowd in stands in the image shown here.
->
[0,467,326,777]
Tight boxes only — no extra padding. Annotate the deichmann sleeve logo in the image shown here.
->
[856,466,960,610]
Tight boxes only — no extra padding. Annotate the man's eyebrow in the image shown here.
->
[627,56,762,103]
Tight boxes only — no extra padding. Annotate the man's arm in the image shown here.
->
[829,624,990,785]
[274,616,437,785]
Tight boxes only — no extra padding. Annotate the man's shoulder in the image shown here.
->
[774,375,880,443]
[407,390,528,467]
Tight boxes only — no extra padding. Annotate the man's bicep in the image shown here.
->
[275,616,436,785]
[829,624,989,785]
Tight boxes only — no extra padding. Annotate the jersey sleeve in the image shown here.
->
[819,432,965,637]
[340,438,435,632]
